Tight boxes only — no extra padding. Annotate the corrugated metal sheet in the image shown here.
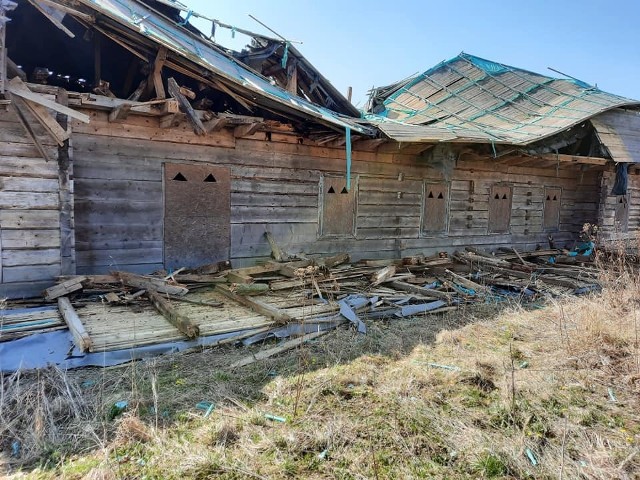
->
[69,0,371,134]
[368,53,640,145]
[591,109,640,163]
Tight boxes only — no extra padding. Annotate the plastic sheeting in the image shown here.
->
[611,162,630,195]
[0,327,264,373]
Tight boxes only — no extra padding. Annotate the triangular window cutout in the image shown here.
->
[437,192,444,199]
[428,191,434,198]
[173,172,187,181]
[341,187,349,194]
[553,195,557,201]
[502,193,508,199]
[327,186,335,194]
[546,195,551,201]
[494,193,500,199]
[204,174,216,183]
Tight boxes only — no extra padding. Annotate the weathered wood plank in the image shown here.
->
[1,229,61,249]
[2,264,61,282]
[58,297,93,352]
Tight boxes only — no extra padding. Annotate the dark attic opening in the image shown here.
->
[3,0,366,138]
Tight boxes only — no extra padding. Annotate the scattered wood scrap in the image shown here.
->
[7,243,601,362]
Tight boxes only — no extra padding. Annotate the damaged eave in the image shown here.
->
[38,0,373,136]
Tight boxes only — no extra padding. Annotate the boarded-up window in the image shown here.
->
[320,175,357,236]
[422,182,449,234]
[488,185,512,233]
[614,194,630,232]
[543,187,562,231]
[164,163,230,270]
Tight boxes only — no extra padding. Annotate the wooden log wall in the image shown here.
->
[0,105,63,298]
[598,167,640,243]
[69,111,602,273]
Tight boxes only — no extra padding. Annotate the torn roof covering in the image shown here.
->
[366,52,640,146]
[591,109,640,163]
[50,0,372,135]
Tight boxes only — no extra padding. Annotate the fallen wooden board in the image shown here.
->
[229,330,330,368]
[216,285,292,323]
[8,77,90,123]
[387,281,453,301]
[114,271,188,296]
[43,276,87,300]
[147,291,199,338]
[58,297,93,352]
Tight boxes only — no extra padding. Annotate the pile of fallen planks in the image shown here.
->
[29,243,603,357]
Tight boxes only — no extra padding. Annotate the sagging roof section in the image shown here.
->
[591,109,640,163]
[42,0,372,135]
[367,52,640,145]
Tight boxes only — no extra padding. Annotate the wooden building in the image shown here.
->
[1,1,639,299]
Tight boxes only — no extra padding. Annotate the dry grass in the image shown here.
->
[3,262,640,479]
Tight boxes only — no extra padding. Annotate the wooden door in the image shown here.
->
[543,187,561,231]
[423,182,449,234]
[488,185,512,233]
[320,176,357,236]
[164,163,230,270]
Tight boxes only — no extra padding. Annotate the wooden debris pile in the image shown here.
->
[2,245,601,358]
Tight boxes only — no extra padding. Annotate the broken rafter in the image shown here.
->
[7,77,90,123]
[167,77,206,135]
[147,46,167,99]
[8,96,52,162]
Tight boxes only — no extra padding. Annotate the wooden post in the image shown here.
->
[56,88,76,275]
[58,297,93,352]
[148,47,167,99]
[0,1,17,94]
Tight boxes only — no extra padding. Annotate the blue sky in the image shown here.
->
[185,0,640,108]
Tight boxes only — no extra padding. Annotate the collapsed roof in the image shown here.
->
[366,52,640,148]
[5,0,372,135]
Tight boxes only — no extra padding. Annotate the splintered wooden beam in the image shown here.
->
[265,231,289,262]
[203,116,228,132]
[216,284,292,324]
[538,153,608,166]
[148,47,167,99]
[8,77,90,123]
[58,297,93,352]
[44,276,87,301]
[230,330,329,368]
[147,290,200,338]
[114,271,188,296]
[8,96,52,162]
[108,103,131,122]
[19,97,69,146]
[234,122,263,138]
[28,0,75,38]
[167,77,206,135]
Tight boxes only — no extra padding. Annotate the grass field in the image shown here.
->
[2,263,640,479]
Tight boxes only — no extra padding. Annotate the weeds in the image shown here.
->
[2,257,640,479]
